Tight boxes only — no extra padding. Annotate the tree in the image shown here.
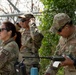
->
[0,0,20,23]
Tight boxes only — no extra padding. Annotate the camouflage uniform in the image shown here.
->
[45,13,76,75]
[0,38,19,75]
[19,20,43,74]
[0,40,2,45]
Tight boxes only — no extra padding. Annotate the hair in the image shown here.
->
[3,21,21,49]
[3,21,16,37]
[15,31,21,49]
[15,23,22,49]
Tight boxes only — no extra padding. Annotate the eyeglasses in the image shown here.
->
[57,25,66,32]
[0,28,7,32]
[57,22,69,32]
[18,18,27,22]
[21,19,27,22]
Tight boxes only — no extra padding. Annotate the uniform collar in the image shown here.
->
[2,38,14,45]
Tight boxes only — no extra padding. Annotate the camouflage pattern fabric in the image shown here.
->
[19,22,43,74]
[45,26,76,75]
[0,38,19,75]
[49,13,71,33]
[0,40,2,45]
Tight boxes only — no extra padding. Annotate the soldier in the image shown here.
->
[18,14,43,75]
[45,13,76,75]
[0,21,19,75]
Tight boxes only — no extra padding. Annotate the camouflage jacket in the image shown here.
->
[56,27,76,58]
[45,26,76,74]
[20,22,43,65]
[0,38,19,75]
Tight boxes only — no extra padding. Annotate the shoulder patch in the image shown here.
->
[2,49,9,55]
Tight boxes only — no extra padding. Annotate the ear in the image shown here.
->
[8,30,12,36]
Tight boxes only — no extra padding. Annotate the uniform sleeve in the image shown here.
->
[69,44,76,57]
[0,49,10,69]
[29,22,43,42]
[0,42,19,69]
[54,37,64,55]
[29,22,43,49]
[68,43,76,66]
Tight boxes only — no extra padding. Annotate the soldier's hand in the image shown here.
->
[60,56,74,66]
[29,18,35,24]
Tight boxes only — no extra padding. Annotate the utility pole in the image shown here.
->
[31,0,33,12]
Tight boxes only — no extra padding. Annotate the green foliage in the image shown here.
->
[57,67,64,75]
[53,0,76,24]
[39,33,59,75]
[39,0,76,75]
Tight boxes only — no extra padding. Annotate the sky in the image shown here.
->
[0,0,44,14]
[0,0,44,25]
